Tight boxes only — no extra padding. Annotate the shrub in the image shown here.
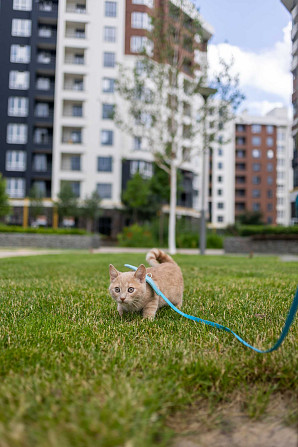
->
[0,225,89,235]
[117,224,157,247]
[238,225,298,237]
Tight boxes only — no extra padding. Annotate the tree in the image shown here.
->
[55,183,78,223]
[0,175,11,220]
[122,172,151,224]
[238,211,263,225]
[81,191,101,233]
[115,1,244,253]
[29,185,44,224]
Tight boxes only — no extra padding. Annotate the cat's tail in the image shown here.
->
[146,248,176,267]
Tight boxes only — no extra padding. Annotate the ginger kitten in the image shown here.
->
[109,248,183,319]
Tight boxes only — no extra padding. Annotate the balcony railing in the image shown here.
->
[33,136,53,145]
[64,82,84,91]
[38,28,57,39]
[66,5,86,14]
[63,110,83,117]
[35,110,54,119]
[64,56,85,65]
[38,2,58,12]
[62,136,82,144]
[37,54,56,65]
[65,30,86,39]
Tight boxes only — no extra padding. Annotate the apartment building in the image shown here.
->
[234,108,293,226]
[0,0,214,235]
[51,0,213,236]
[281,0,298,222]
[0,0,58,223]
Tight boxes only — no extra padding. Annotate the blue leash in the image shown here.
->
[125,264,298,353]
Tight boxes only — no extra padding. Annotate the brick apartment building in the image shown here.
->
[234,108,293,226]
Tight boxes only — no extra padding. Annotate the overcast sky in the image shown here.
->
[193,0,293,117]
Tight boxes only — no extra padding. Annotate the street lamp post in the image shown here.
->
[198,87,217,255]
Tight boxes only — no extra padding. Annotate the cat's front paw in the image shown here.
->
[117,303,124,317]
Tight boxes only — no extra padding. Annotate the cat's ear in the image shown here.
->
[134,264,146,283]
[109,264,119,282]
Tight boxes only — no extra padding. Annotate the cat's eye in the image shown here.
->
[114,287,120,293]
[128,287,134,293]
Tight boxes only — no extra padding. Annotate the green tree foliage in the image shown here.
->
[29,185,44,222]
[122,173,151,223]
[55,183,78,220]
[0,175,11,219]
[238,211,263,225]
[81,191,101,232]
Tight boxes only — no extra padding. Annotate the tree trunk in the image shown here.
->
[168,160,177,255]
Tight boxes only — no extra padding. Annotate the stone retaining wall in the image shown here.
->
[0,233,100,249]
[224,237,298,255]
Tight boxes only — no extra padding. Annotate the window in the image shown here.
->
[266,125,274,134]
[37,51,52,64]
[277,145,284,154]
[252,149,260,158]
[236,124,245,132]
[34,128,49,144]
[102,104,115,119]
[130,36,147,53]
[218,162,223,169]
[10,45,30,64]
[267,149,274,159]
[32,181,47,197]
[133,136,142,150]
[277,210,284,219]
[252,124,262,133]
[217,202,224,209]
[6,178,25,198]
[277,158,285,167]
[277,197,284,205]
[6,151,26,171]
[267,176,273,185]
[62,181,80,198]
[13,0,32,10]
[105,1,117,17]
[252,189,260,198]
[252,176,261,185]
[97,156,112,172]
[236,137,245,145]
[236,163,245,170]
[130,160,153,179]
[7,124,27,144]
[267,203,273,211]
[266,137,274,147]
[267,163,273,172]
[218,148,223,156]
[12,19,31,37]
[33,154,47,172]
[71,156,81,171]
[267,217,273,224]
[102,78,115,93]
[217,189,222,196]
[236,150,245,158]
[72,105,83,117]
[35,103,49,117]
[277,129,286,141]
[103,52,115,67]
[253,163,260,171]
[8,97,28,117]
[217,176,223,182]
[36,77,50,90]
[38,26,53,37]
[104,26,116,42]
[252,136,261,146]
[97,183,112,199]
[101,130,113,145]
[131,12,150,29]
[252,203,260,211]
[71,130,82,144]
[267,190,273,198]
[9,71,30,90]
[132,0,154,6]
[277,171,285,180]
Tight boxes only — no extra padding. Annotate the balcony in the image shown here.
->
[64,54,85,65]
[37,27,57,46]
[62,128,82,145]
[66,3,87,14]
[65,29,86,39]
[35,109,54,124]
[64,81,84,91]
[35,79,55,99]
[33,133,53,150]
[37,53,56,73]
[38,1,58,20]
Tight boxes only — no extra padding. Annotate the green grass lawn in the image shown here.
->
[0,253,297,447]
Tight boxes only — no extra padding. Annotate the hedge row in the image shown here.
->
[0,225,89,235]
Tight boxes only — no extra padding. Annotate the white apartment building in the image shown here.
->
[52,0,214,236]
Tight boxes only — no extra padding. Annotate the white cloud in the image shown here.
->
[208,22,293,116]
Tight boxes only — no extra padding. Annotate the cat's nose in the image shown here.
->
[120,297,126,302]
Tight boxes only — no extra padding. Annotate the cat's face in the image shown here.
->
[109,264,147,310]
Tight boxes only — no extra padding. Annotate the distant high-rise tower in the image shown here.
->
[281,0,298,222]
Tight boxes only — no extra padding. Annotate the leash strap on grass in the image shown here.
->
[125,264,298,354]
